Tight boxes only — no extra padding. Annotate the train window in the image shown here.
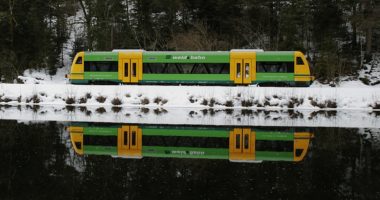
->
[244,134,249,149]
[295,149,303,157]
[132,63,137,77]
[75,57,82,64]
[256,62,294,73]
[123,131,128,145]
[83,135,117,146]
[296,57,304,65]
[142,63,229,74]
[245,63,250,78]
[142,135,228,148]
[124,63,129,77]
[131,131,136,146]
[235,134,241,149]
[75,142,82,150]
[256,140,293,152]
[84,61,118,72]
[236,63,241,78]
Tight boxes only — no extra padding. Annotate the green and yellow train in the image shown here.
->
[69,123,313,162]
[67,50,314,86]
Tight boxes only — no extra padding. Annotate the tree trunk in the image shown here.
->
[365,26,373,57]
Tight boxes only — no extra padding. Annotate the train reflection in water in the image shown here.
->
[69,123,313,162]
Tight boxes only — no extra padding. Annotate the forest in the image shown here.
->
[0,0,379,82]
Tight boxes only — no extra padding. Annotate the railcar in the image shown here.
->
[67,50,314,86]
[69,123,313,162]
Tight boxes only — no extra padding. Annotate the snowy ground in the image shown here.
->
[1,83,380,110]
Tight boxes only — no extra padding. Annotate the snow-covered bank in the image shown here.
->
[1,83,380,110]
[17,67,69,84]
[1,105,380,128]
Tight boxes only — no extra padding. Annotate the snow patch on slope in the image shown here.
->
[18,68,69,84]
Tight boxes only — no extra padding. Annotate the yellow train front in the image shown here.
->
[68,124,314,162]
[67,50,314,86]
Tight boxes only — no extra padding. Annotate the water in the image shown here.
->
[0,106,379,199]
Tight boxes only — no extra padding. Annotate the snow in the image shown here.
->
[1,105,380,128]
[1,84,380,111]
[17,67,69,84]
[358,56,380,86]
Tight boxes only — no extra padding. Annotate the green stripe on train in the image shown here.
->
[142,74,230,81]
[143,51,230,63]
[256,73,294,81]
[255,151,293,161]
[256,51,294,62]
[84,52,118,61]
[83,127,119,136]
[142,146,229,159]
[142,127,230,138]
[84,146,118,156]
[84,72,119,80]
[255,131,294,141]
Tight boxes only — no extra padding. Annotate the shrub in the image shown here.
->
[111,98,122,105]
[112,107,122,113]
[241,100,253,107]
[224,100,234,107]
[141,97,150,105]
[209,98,216,107]
[26,95,40,103]
[65,97,76,104]
[79,97,87,104]
[96,107,106,114]
[201,99,208,106]
[85,93,92,99]
[154,97,162,104]
[96,96,107,103]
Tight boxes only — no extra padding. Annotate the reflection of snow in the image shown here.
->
[1,105,380,128]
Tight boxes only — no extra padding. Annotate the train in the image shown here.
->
[68,123,314,162]
[67,50,314,86]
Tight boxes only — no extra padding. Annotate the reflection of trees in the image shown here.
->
[0,120,79,199]
[0,123,379,199]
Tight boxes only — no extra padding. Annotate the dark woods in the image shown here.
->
[0,0,379,82]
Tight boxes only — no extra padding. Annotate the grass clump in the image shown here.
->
[140,97,150,105]
[154,97,162,104]
[241,100,253,107]
[65,97,76,104]
[96,107,106,114]
[26,94,40,103]
[111,98,122,105]
[224,100,234,107]
[96,96,107,103]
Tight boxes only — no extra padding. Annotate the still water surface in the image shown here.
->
[0,107,379,199]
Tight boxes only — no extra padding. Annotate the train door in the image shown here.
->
[118,50,143,84]
[229,128,255,161]
[130,59,139,83]
[233,59,243,84]
[121,59,131,83]
[118,125,142,158]
[230,51,256,85]
[243,59,252,84]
